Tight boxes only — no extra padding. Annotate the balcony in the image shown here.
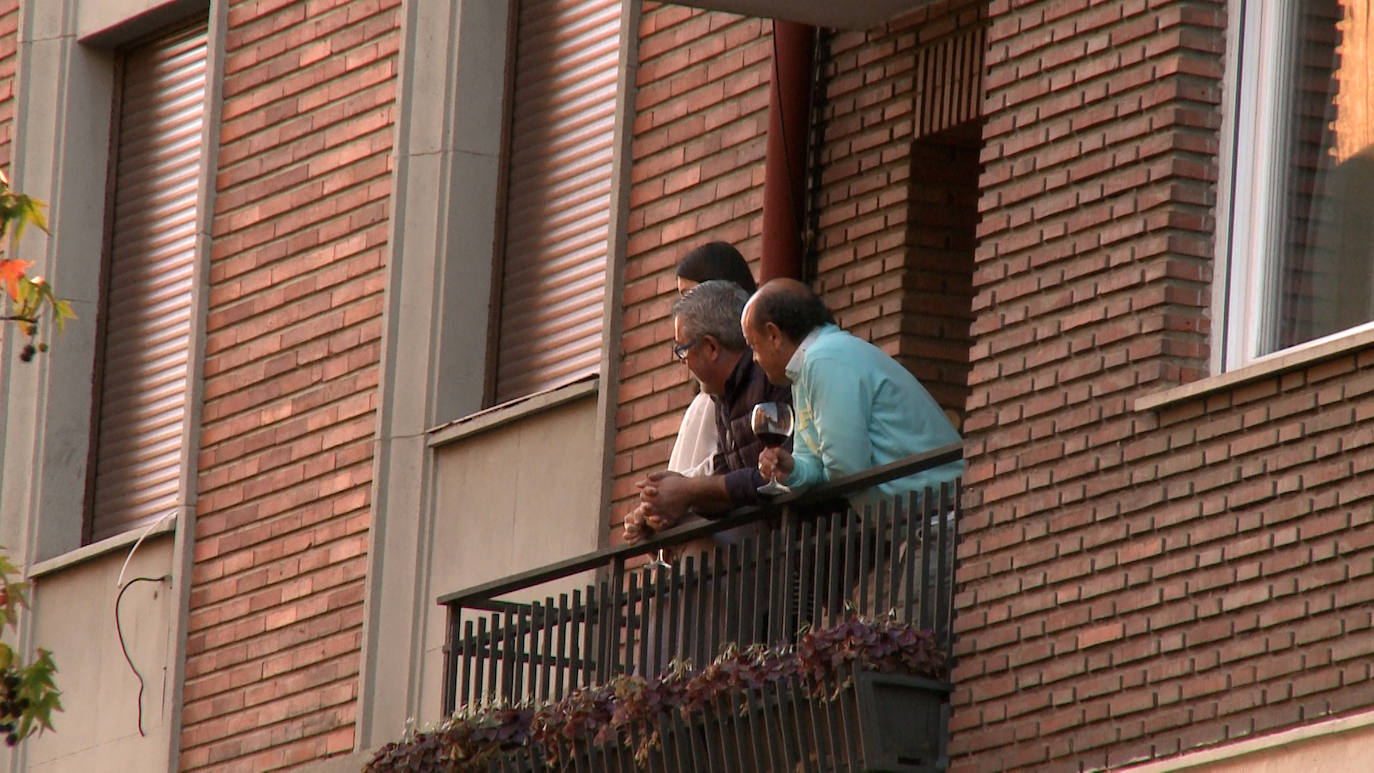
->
[429,443,962,771]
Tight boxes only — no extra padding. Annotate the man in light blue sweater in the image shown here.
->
[742,278,963,513]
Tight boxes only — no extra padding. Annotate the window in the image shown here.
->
[87,22,207,543]
[1223,0,1374,370]
[488,0,621,405]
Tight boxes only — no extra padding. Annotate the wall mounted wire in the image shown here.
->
[115,575,170,737]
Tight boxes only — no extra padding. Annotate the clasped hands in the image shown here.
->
[622,448,796,544]
[623,471,691,543]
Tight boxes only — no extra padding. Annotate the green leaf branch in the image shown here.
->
[0,169,74,362]
[0,552,61,745]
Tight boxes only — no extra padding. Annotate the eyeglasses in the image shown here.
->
[672,338,699,360]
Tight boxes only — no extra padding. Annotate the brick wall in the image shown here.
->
[810,0,982,421]
[612,3,770,525]
[0,0,14,173]
[179,0,398,769]
[953,1,1374,768]
[0,0,14,380]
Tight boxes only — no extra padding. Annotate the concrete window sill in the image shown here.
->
[1135,326,1374,412]
[428,377,599,448]
[28,515,177,578]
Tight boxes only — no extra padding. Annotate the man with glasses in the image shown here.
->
[625,280,792,539]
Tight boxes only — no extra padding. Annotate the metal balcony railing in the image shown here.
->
[438,443,963,715]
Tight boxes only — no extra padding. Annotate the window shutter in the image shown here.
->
[89,23,207,543]
[493,0,620,404]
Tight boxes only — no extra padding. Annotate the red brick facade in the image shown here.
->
[179,0,398,768]
[0,0,17,383]
[953,0,1374,769]
[6,0,1373,769]
[171,0,1374,766]
[0,0,14,173]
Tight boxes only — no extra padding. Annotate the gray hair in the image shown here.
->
[673,279,750,352]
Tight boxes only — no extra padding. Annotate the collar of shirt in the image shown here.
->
[784,325,827,384]
[719,348,755,401]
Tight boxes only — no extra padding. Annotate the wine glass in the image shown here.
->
[648,547,671,576]
[751,401,794,495]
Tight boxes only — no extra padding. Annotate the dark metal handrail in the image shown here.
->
[439,442,964,714]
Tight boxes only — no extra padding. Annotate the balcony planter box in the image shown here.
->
[521,670,951,772]
[851,671,952,771]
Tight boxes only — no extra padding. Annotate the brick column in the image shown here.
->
[180,1,400,768]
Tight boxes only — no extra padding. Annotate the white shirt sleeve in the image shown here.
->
[667,391,717,477]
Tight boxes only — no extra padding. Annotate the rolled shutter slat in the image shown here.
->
[90,23,207,543]
[494,0,620,403]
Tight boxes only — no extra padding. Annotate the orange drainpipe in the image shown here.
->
[760,20,815,283]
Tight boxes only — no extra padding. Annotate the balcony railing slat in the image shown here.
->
[798,517,815,633]
[769,677,795,771]
[858,502,873,616]
[593,578,607,685]
[841,670,864,771]
[743,689,763,772]
[942,482,960,646]
[874,500,888,616]
[624,572,639,679]
[723,690,746,771]
[919,490,936,634]
[762,529,777,642]
[747,537,762,644]
[842,513,856,618]
[489,613,500,703]
[784,675,807,770]
[658,710,677,769]
[567,590,582,690]
[442,610,457,714]
[889,497,904,615]
[686,554,702,668]
[459,620,473,709]
[539,597,552,703]
[809,678,833,769]
[502,609,516,699]
[903,492,917,624]
[516,607,529,700]
[633,571,647,677]
[671,703,697,770]
[639,569,653,674]
[555,594,568,698]
[761,680,779,772]
[783,516,798,642]
[666,559,682,667]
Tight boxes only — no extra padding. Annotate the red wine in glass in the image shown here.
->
[751,402,794,494]
[756,431,790,448]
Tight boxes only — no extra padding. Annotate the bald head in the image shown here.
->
[742,278,834,344]
[741,278,834,385]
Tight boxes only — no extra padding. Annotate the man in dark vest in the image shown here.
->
[625,280,791,540]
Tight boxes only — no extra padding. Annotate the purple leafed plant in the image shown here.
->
[364,614,946,773]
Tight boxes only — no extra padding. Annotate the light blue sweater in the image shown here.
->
[784,325,963,512]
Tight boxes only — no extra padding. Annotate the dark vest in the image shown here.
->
[710,350,793,474]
